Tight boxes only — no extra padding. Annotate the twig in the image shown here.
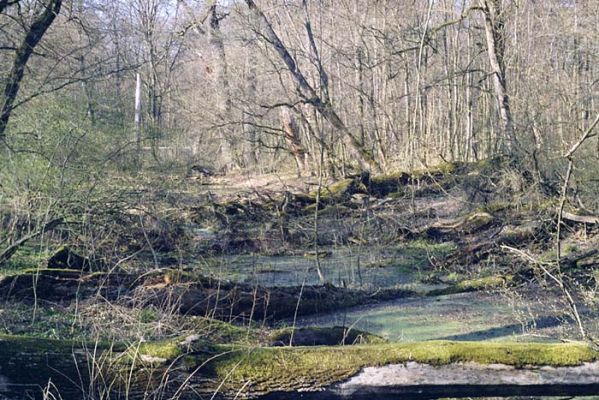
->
[501,245,587,340]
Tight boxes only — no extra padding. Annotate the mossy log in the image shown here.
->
[201,341,599,399]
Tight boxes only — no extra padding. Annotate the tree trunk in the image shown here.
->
[479,0,515,154]
[209,3,236,171]
[134,72,143,165]
[281,108,307,177]
[243,43,259,168]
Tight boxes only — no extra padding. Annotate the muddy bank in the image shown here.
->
[0,267,419,322]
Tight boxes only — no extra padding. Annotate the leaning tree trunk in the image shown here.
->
[244,0,380,173]
[0,0,63,139]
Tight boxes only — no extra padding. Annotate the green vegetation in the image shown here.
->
[137,340,182,360]
[1,0,598,397]
[310,178,367,201]
[0,245,51,275]
[0,334,80,353]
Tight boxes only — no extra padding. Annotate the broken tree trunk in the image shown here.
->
[281,108,308,177]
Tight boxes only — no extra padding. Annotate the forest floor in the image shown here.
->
[1,158,599,399]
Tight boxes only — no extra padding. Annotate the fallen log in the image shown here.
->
[562,211,599,225]
[199,341,599,399]
[136,278,417,322]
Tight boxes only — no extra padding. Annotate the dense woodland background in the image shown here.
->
[1,0,597,270]
[1,0,597,171]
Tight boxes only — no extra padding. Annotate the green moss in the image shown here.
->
[412,161,458,179]
[138,340,182,360]
[456,275,512,290]
[0,333,125,355]
[370,172,409,185]
[434,161,458,175]
[189,317,253,345]
[404,239,457,254]
[310,179,366,201]
[368,172,409,196]
[0,334,78,353]
[209,341,597,393]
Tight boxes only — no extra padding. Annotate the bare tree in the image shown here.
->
[0,0,63,140]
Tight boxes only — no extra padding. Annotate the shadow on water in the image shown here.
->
[437,315,569,341]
